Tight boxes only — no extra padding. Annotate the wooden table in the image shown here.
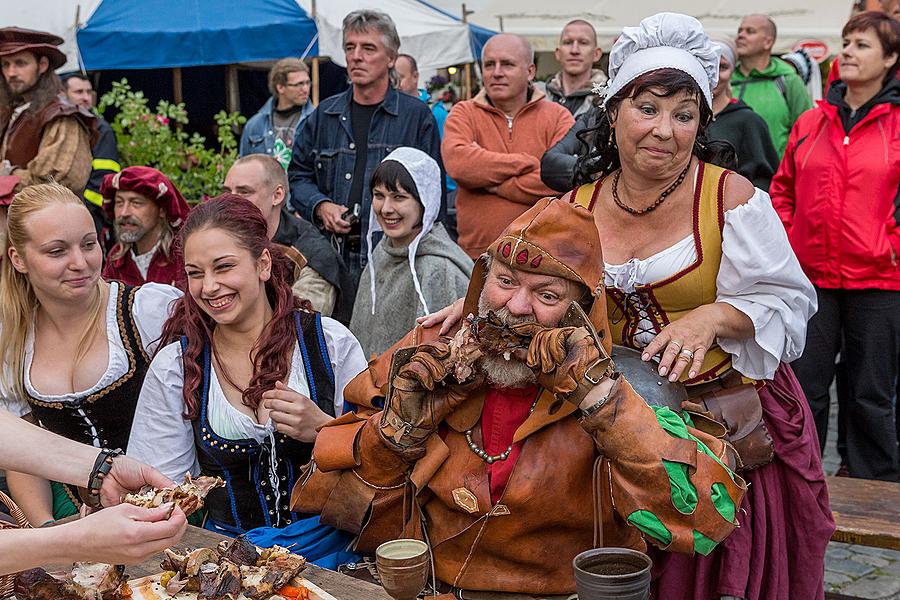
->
[131,526,391,600]
[827,475,900,551]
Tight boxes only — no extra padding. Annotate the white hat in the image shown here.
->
[604,13,719,109]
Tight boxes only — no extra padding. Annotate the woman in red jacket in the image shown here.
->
[771,11,900,481]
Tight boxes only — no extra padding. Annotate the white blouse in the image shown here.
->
[126,317,368,481]
[604,188,816,381]
[0,282,181,418]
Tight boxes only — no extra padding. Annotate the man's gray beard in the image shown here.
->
[114,221,146,245]
[477,295,537,389]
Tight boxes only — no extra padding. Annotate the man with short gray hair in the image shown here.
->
[288,9,445,284]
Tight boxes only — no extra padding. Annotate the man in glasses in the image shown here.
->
[240,58,314,169]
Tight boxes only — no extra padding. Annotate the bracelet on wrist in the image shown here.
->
[83,448,124,509]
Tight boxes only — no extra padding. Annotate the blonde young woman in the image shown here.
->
[0,183,180,526]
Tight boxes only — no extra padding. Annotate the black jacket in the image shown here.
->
[273,207,356,324]
[540,111,596,193]
[707,99,780,191]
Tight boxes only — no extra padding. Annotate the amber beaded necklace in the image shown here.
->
[612,161,691,215]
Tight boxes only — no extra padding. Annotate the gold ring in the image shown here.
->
[671,340,684,349]
[679,349,695,360]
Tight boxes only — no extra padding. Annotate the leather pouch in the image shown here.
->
[687,383,774,471]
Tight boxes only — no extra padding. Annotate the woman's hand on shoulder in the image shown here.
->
[722,172,756,212]
[416,297,465,335]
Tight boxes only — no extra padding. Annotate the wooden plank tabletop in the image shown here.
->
[827,475,900,550]
[131,526,391,600]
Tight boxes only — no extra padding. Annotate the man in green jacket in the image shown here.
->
[733,14,812,156]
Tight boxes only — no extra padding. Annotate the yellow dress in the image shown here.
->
[573,161,734,385]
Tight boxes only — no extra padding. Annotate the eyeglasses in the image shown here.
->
[284,80,312,88]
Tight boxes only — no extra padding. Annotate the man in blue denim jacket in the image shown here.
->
[288,10,445,282]
[240,58,315,168]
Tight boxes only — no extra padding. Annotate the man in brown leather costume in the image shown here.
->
[293,198,746,597]
[0,27,95,194]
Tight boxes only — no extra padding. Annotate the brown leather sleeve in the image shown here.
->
[292,413,435,550]
[344,325,445,411]
[580,378,747,554]
[291,326,450,547]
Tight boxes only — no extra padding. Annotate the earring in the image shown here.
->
[608,127,617,148]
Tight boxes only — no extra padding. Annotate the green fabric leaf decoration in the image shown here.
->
[627,509,672,546]
[693,530,718,555]
[662,459,698,514]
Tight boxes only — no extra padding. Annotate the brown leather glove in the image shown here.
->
[381,343,484,447]
[511,323,613,404]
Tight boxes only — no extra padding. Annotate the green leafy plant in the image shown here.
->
[97,79,246,201]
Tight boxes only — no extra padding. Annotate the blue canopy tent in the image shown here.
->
[77,0,320,123]
[77,0,318,69]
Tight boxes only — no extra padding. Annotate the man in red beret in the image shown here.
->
[0,27,95,194]
[101,166,190,287]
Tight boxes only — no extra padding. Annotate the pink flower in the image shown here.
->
[156,114,170,125]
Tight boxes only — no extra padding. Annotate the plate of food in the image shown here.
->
[15,537,334,600]
[14,476,334,600]
[127,535,334,600]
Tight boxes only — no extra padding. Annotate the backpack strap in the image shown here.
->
[732,74,788,104]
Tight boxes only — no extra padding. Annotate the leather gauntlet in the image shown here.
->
[381,343,484,448]
[511,303,614,406]
[581,377,747,553]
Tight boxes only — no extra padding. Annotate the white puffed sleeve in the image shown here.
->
[0,378,29,417]
[0,325,28,417]
[716,189,817,380]
[126,341,199,481]
[321,317,368,415]
[132,283,183,356]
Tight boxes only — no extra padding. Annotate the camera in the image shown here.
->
[341,203,361,227]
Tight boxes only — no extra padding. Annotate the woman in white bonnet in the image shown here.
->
[566,12,833,600]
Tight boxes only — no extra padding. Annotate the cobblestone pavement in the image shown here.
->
[822,391,900,599]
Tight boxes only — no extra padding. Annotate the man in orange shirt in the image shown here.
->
[442,34,574,258]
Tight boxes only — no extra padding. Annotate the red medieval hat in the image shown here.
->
[0,27,66,71]
[101,166,190,229]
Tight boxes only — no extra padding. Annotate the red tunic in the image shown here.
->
[102,246,184,288]
[479,385,540,504]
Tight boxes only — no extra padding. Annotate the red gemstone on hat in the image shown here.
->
[515,249,528,264]
[530,254,542,268]
[501,242,512,258]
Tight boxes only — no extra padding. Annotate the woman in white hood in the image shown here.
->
[350,148,473,357]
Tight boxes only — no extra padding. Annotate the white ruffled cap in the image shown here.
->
[604,13,720,109]
[365,147,442,316]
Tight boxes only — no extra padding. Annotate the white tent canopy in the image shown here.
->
[427,0,853,55]
[297,0,477,74]
[7,0,102,72]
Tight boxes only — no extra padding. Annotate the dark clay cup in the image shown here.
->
[573,547,653,600]
[375,539,430,600]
